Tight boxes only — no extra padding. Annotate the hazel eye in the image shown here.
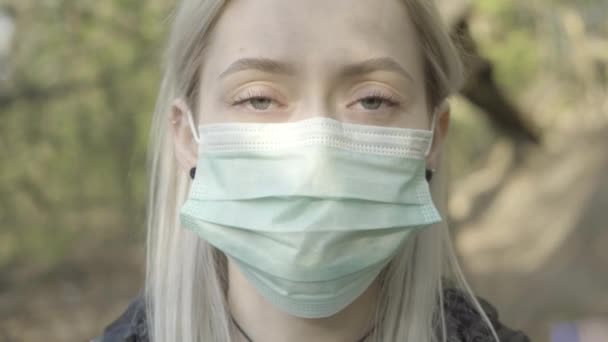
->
[231,89,281,111]
[360,97,385,110]
[247,97,273,110]
[353,92,400,111]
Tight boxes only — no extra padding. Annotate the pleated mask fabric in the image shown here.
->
[180,116,442,318]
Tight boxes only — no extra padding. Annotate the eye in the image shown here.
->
[351,90,401,111]
[231,89,280,111]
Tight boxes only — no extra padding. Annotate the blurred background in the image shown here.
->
[0,0,606,341]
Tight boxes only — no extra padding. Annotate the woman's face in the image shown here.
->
[196,0,431,129]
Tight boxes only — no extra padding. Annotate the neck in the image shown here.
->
[227,257,379,342]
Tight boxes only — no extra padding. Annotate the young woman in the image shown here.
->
[96,0,530,341]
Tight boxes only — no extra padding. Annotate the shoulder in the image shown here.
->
[92,294,148,342]
[442,287,530,342]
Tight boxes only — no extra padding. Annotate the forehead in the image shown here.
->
[203,0,423,79]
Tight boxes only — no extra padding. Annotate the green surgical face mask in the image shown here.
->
[180,115,442,319]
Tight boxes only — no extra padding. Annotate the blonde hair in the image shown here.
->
[144,0,498,341]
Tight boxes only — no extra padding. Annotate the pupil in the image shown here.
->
[362,98,382,110]
[251,98,271,110]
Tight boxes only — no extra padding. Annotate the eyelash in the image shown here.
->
[231,90,273,107]
[231,90,401,110]
[357,90,400,108]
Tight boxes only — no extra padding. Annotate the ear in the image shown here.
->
[171,98,199,174]
[425,100,450,171]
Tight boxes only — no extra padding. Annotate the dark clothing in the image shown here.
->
[94,288,530,342]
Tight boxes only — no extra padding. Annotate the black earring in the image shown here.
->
[425,169,434,182]
[189,167,196,180]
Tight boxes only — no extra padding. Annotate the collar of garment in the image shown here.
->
[94,288,530,342]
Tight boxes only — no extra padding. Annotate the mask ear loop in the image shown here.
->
[184,109,201,180]
[424,100,449,182]
[424,113,438,182]
[186,109,201,144]
[424,110,439,157]
[424,99,449,157]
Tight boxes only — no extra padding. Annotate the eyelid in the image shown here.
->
[348,86,402,106]
[350,82,402,98]
[225,86,290,114]
[227,85,285,105]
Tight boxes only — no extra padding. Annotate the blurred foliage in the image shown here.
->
[448,0,608,179]
[0,0,607,273]
[475,0,541,90]
[0,0,172,271]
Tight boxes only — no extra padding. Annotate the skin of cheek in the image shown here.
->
[194,75,225,125]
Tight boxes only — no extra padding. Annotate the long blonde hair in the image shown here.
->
[144,1,498,341]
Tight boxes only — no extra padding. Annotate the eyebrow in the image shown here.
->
[218,58,296,79]
[217,57,414,82]
[339,57,414,82]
